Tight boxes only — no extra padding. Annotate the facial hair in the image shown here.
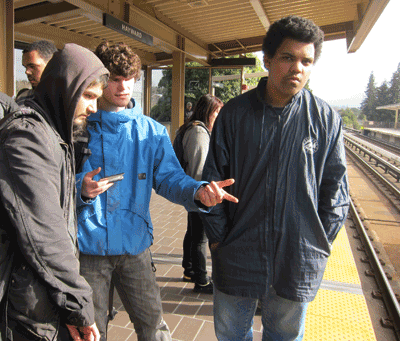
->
[72,119,88,143]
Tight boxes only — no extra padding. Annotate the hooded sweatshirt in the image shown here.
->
[0,44,108,340]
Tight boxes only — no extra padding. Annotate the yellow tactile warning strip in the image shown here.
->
[323,227,361,285]
[304,227,377,340]
[305,289,376,340]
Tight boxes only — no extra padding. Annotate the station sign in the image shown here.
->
[103,13,153,46]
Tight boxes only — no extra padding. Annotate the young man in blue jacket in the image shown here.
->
[201,16,350,340]
[76,41,237,341]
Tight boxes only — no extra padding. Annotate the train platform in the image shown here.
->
[362,127,400,146]
[106,191,378,341]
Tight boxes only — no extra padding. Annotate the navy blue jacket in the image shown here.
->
[201,77,349,302]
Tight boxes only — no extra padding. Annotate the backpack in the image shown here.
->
[173,127,188,171]
[172,121,209,172]
[74,133,91,173]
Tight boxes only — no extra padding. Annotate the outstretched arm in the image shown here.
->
[194,179,238,206]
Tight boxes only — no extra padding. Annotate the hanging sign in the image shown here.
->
[103,13,153,46]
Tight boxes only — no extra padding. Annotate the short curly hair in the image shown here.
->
[262,16,324,63]
[95,41,141,79]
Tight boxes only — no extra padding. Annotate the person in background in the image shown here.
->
[201,15,349,340]
[15,40,57,104]
[76,41,237,341]
[184,101,193,121]
[176,94,223,294]
[0,43,109,341]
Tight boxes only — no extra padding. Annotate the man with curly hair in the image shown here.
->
[75,41,237,341]
[201,16,349,340]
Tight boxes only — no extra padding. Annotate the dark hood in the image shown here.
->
[26,43,109,144]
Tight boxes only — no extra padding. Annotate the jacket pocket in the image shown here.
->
[77,204,95,224]
[7,265,60,340]
[275,250,329,301]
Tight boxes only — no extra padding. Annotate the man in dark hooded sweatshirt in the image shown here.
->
[0,44,109,341]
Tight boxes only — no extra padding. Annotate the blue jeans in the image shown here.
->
[214,286,308,341]
[79,249,171,341]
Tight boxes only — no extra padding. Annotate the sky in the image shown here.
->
[256,0,400,109]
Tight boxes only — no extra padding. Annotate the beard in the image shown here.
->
[72,119,88,143]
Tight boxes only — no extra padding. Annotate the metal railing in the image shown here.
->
[345,136,400,182]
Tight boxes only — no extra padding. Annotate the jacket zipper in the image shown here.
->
[269,110,283,280]
[62,142,78,253]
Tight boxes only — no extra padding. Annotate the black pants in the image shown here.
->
[182,212,208,284]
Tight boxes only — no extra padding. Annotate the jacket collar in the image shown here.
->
[256,77,303,108]
[89,99,140,124]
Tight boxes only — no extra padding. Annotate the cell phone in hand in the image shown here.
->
[99,173,125,183]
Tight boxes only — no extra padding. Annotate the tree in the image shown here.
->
[360,72,377,121]
[150,53,265,122]
[339,107,360,129]
[389,63,400,105]
[375,81,392,122]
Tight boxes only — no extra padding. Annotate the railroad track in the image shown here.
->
[345,129,400,157]
[345,136,400,339]
[345,139,400,212]
[349,198,400,339]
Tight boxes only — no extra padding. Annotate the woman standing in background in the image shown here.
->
[177,94,223,294]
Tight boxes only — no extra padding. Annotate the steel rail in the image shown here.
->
[344,128,400,156]
[349,199,400,339]
[345,136,400,182]
[345,145,400,199]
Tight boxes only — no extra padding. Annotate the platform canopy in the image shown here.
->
[377,103,400,111]
[13,0,391,67]
[377,103,400,128]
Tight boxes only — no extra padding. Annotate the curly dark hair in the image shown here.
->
[95,41,141,79]
[262,15,324,63]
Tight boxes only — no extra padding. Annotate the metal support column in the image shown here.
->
[209,67,213,95]
[171,50,185,140]
[0,0,14,96]
[143,65,152,116]
[240,66,245,94]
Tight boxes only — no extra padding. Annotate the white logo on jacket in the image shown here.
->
[303,137,318,154]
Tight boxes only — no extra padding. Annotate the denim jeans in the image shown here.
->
[214,286,308,341]
[182,212,208,284]
[79,249,171,341]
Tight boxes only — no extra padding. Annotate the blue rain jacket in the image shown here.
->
[201,77,350,302]
[76,101,206,256]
